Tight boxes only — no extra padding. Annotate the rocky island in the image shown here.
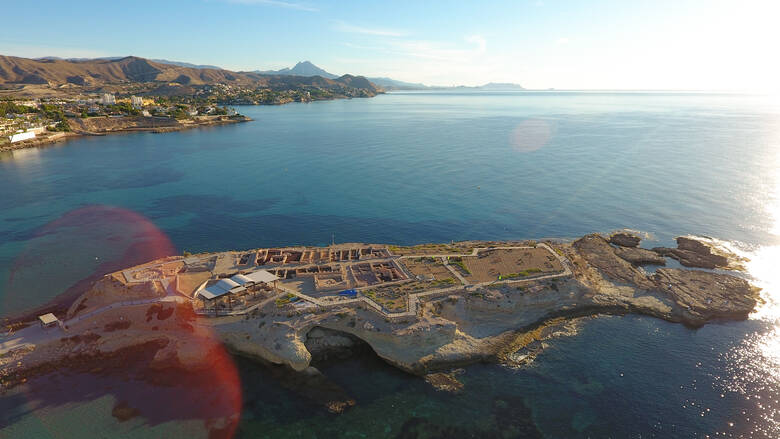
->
[0,232,761,412]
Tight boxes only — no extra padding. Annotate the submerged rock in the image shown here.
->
[425,370,465,393]
[326,399,356,414]
[111,401,140,422]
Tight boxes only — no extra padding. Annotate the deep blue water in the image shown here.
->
[1,91,780,438]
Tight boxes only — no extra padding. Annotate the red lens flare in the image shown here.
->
[4,205,176,319]
[1,205,242,438]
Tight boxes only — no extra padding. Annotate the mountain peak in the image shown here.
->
[255,61,337,79]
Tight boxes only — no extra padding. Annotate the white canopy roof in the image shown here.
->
[231,274,254,286]
[244,270,279,284]
[196,271,277,300]
[198,278,245,300]
[216,278,240,290]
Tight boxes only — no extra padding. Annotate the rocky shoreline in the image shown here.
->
[0,233,763,412]
[0,115,251,153]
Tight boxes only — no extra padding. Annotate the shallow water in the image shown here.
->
[1,91,780,437]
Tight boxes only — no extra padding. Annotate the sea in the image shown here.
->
[1,90,779,438]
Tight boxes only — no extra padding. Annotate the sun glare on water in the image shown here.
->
[714,134,780,437]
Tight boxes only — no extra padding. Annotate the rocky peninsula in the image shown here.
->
[0,232,762,411]
[0,114,251,153]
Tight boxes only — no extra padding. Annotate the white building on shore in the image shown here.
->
[8,131,36,143]
[131,96,144,109]
[7,126,47,143]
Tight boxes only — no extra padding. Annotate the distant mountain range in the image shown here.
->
[0,55,381,96]
[449,82,525,91]
[35,56,223,70]
[150,59,223,70]
[252,61,525,91]
[15,57,523,92]
[253,62,426,90]
[366,77,430,90]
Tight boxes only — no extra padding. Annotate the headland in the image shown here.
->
[0,114,251,152]
[0,232,761,411]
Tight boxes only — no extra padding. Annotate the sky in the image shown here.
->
[1,0,779,90]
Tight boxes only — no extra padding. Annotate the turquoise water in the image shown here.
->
[2,91,780,437]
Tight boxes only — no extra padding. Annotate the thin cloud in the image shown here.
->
[222,0,318,12]
[343,42,385,51]
[333,21,405,37]
[340,34,499,86]
[390,35,487,62]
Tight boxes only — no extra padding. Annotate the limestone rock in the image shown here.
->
[652,268,760,326]
[614,247,666,266]
[572,234,655,289]
[608,232,641,247]
[652,237,729,269]
[304,327,361,361]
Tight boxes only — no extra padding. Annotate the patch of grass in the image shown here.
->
[448,257,471,275]
[363,290,377,298]
[431,277,456,287]
[389,243,473,256]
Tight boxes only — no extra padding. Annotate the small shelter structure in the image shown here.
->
[194,269,280,314]
[197,278,245,300]
[38,313,59,329]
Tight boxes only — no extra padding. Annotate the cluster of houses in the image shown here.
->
[1,107,52,144]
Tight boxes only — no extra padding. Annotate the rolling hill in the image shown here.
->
[0,55,250,86]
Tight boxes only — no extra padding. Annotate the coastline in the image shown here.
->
[0,115,252,153]
[0,233,762,406]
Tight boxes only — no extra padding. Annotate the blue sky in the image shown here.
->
[1,0,778,90]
